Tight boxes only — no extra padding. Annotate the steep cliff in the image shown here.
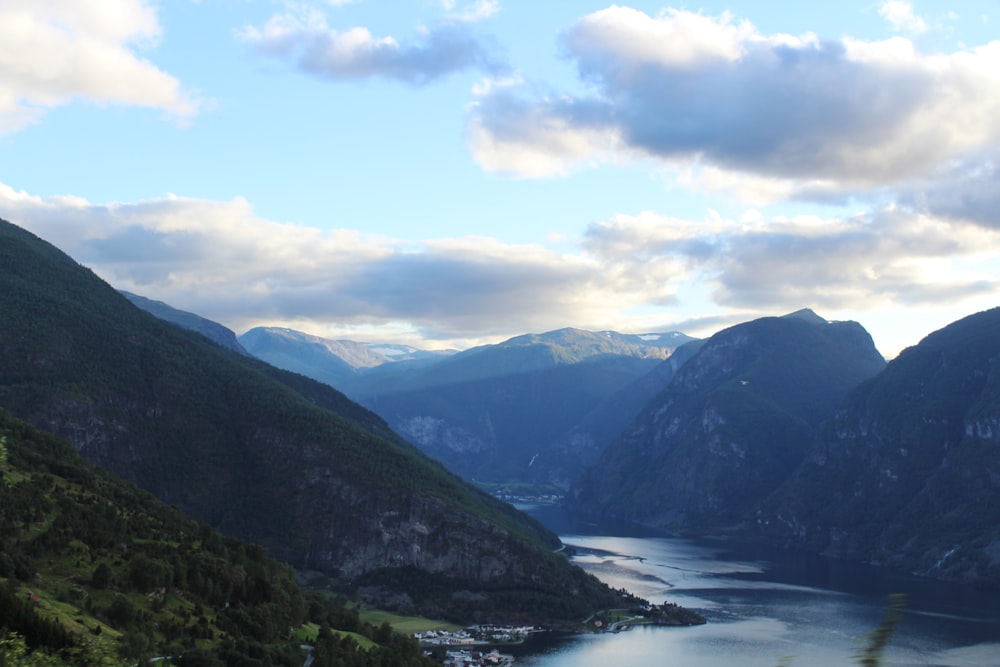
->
[763,306,1000,586]
[568,310,886,529]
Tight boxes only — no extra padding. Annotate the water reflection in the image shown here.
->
[516,505,1000,667]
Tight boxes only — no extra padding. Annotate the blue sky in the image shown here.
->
[3,0,999,357]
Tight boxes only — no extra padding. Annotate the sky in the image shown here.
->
[2,0,1000,358]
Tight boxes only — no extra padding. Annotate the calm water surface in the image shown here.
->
[513,505,1000,667]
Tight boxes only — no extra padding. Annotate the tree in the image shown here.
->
[91,563,112,589]
[0,632,65,667]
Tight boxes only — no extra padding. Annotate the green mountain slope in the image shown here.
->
[120,290,249,356]
[568,310,886,528]
[0,410,434,667]
[0,218,625,623]
[763,306,1000,586]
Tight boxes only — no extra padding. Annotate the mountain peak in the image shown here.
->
[782,308,827,325]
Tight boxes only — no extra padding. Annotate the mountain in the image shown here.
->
[121,290,249,356]
[761,306,1000,586]
[0,217,630,624]
[527,337,710,488]
[357,328,698,490]
[238,326,453,392]
[0,410,434,667]
[568,310,887,529]
[235,325,696,490]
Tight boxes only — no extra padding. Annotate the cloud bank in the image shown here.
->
[4,181,997,355]
[469,6,1000,206]
[0,0,200,135]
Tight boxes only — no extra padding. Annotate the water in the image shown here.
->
[513,505,1000,667]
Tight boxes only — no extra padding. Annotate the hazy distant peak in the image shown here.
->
[637,332,692,341]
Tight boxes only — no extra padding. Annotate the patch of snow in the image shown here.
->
[367,344,417,357]
[639,334,661,341]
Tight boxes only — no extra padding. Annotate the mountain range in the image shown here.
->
[569,307,1000,587]
[237,325,696,489]
[124,262,1000,589]
[122,259,1000,588]
[0,217,630,624]
[13,210,1000,597]
[762,306,1000,585]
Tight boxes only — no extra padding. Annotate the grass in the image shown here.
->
[357,607,462,634]
[294,622,378,650]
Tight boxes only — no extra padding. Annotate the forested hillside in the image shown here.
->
[0,217,628,624]
[0,411,435,666]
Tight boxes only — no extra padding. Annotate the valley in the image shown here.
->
[123,242,1000,591]
[3,215,999,665]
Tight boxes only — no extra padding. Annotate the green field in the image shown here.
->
[358,608,462,634]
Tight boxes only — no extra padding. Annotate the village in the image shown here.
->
[414,624,542,667]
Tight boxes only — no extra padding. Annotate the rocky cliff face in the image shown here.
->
[568,310,886,529]
[762,307,1000,585]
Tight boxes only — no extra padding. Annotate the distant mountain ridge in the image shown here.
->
[233,323,697,490]
[122,290,250,355]
[239,326,455,392]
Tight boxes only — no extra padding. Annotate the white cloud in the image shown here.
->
[445,0,500,24]
[563,6,760,70]
[468,7,1000,202]
[3,181,997,357]
[0,0,200,135]
[880,1,929,34]
[581,206,999,318]
[238,6,505,85]
[468,78,618,177]
[0,185,638,346]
